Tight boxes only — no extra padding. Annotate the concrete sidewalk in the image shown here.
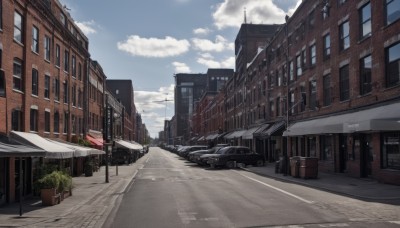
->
[0,154,147,228]
[243,164,400,202]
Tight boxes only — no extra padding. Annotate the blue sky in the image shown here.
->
[59,0,301,138]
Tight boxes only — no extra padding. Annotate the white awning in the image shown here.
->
[48,139,105,157]
[284,101,400,136]
[10,131,74,159]
[115,140,142,150]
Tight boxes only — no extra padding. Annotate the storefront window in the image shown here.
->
[321,135,333,160]
[382,132,400,170]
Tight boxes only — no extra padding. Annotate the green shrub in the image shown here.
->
[36,171,72,192]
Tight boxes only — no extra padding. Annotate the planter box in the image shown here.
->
[41,188,61,206]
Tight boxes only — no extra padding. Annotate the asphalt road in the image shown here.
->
[107,147,400,228]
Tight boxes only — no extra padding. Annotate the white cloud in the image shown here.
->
[191,35,233,52]
[197,54,235,69]
[213,0,288,29]
[287,0,302,17]
[193,27,211,36]
[117,36,190,58]
[172,62,191,73]
[75,20,97,35]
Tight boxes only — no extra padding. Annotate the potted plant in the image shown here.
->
[85,160,93,177]
[57,172,72,200]
[37,171,60,206]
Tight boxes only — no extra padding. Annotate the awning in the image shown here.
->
[0,141,46,157]
[224,130,246,139]
[115,140,142,150]
[197,136,205,141]
[206,133,218,140]
[9,131,74,159]
[88,130,104,144]
[284,101,400,136]
[253,124,270,137]
[242,126,262,140]
[49,139,105,157]
[258,121,285,138]
[86,135,103,148]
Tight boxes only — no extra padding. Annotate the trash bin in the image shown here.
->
[290,156,301,178]
[275,160,281,173]
[299,157,318,179]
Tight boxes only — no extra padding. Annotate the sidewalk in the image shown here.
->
[0,155,147,228]
[243,164,400,202]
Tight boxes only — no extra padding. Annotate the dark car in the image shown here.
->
[207,146,264,168]
[192,144,229,165]
[178,145,208,158]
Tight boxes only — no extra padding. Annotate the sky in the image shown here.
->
[58,0,301,138]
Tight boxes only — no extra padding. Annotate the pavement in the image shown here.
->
[0,151,400,227]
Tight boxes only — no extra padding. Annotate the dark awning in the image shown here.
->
[258,121,285,138]
[242,126,262,140]
[224,130,246,139]
[0,141,45,157]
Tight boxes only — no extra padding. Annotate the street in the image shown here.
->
[106,147,400,228]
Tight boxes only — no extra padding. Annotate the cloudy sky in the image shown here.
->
[59,0,301,138]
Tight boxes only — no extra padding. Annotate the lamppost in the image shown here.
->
[284,14,290,176]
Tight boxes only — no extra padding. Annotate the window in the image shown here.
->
[360,3,372,39]
[64,112,69,134]
[276,97,280,117]
[322,2,330,19]
[44,75,50,98]
[12,109,23,131]
[382,132,400,170]
[360,55,372,95]
[308,10,315,29]
[13,58,23,91]
[72,115,76,134]
[338,0,347,5]
[63,81,68,104]
[289,61,294,81]
[323,74,331,106]
[321,135,333,160]
[300,86,306,112]
[30,108,38,132]
[339,65,350,101]
[78,90,82,108]
[78,63,82,81]
[72,85,76,106]
[60,13,66,26]
[71,55,76,77]
[296,55,302,76]
[54,78,60,101]
[302,49,307,69]
[32,69,38,96]
[32,26,39,53]
[310,44,316,66]
[64,50,69,72]
[386,43,400,87]
[45,111,50,132]
[44,35,51,61]
[55,44,60,67]
[289,91,295,114]
[269,100,274,117]
[0,0,2,29]
[309,80,317,110]
[54,112,59,133]
[323,34,331,60]
[386,0,400,25]
[14,11,23,43]
[339,21,350,51]
[0,69,4,97]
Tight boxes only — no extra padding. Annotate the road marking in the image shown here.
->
[234,171,314,204]
[145,157,150,163]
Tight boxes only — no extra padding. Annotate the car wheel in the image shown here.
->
[226,161,236,169]
[256,160,264,167]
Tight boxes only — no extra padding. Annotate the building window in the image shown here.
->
[296,55,302,76]
[71,115,76,134]
[289,61,294,81]
[386,42,400,87]
[0,69,4,97]
[360,2,372,39]
[14,11,23,43]
[32,26,39,53]
[289,91,295,114]
[323,74,331,106]
[269,100,274,117]
[338,0,347,6]
[55,44,60,67]
[63,81,68,104]
[54,78,60,101]
[382,132,400,170]
[78,62,82,81]
[54,112,59,133]
[0,0,2,30]
[339,21,350,51]
[321,135,333,160]
[276,97,280,117]
[78,90,82,108]
[72,85,76,107]
[309,80,317,110]
[30,108,38,132]
[64,112,69,134]
[71,55,76,77]
[339,65,350,101]
[323,34,331,60]
[360,55,372,95]
[310,44,316,66]
[45,111,50,132]
[12,109,23,131]
[322,2,330,19]
[44,35,51,61]
[386,0,400,25]
[300,86,306,112]
[308,9,315,29]
[60,13,66,26]
[13,58,23,92]
[32,69,38,96]
[44,75,50,99]
[64,50,69,72]
[302,49,307,70]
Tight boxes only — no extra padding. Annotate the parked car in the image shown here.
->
[190,144,229,165]
[178,145,208,158]
[207,146,264,168]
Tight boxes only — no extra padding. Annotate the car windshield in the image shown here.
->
[215,147,230,154]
